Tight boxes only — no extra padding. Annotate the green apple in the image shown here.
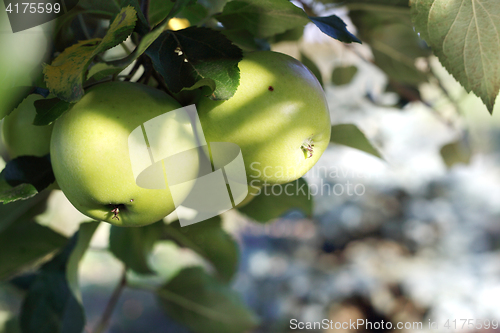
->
[197,51,331,184]
[0,2,49,120]
[51,81,198,226]
[1,94,53,158]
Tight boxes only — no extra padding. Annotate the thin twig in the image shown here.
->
[93,269,127,333]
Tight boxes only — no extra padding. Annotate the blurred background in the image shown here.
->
[2,1,500,332]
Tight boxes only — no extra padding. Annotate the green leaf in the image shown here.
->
[165,0,197,22]
[309,15,362,43]
[0,221,67,281]
[330,124,382,158]
[163,217,239,282]
[269,25,304,43]
[20,238,80,333]
[222,29,270,52]
[440,140,471,168]
[321,0,410,11]
[33,98,72,126]
[300,52,323,87]
[216,0,309,38]
[0,193,67,280]
[0,181,38,204]
[238,178,312,223]
[158,267,258,333]
[331,65,358,86]
[177,3,208,26]
[149,0,175,26]
[66,222,100,301]
[0,190,49,233]
[410,0,500,113]
[43,6,138,102]
[350,10,430,85]
[87,63,124,81]
[146,27,243,100]
[120,0,150,35]
[109,1,195,70]
[19,223,98,333]
[76,0,121,16]
[2,155,55,192]
[109,221,163,275]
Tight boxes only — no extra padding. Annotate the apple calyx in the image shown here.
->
[111,207,120,220]
[301,138,315,159]
[110,204,127,221]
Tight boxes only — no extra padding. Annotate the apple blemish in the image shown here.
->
[268,86,274,91]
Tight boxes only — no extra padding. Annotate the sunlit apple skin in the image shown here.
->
[1,94,53,158]
[51,81,194,226]
[197,51,331,184]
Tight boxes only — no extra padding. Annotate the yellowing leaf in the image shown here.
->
[410,0,500,113]
[44,7,137,102]
[43,39,100,102]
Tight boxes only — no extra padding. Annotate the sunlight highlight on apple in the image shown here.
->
[128,104,248,226]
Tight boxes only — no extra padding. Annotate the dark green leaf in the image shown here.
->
[268,25,304,43]
[10,273,38,291]
[350,10,430,85]
[238,178,312,223]
[33,98,72,126]
[109,221,163,274]
[108,1,189,69]
[319,0,410,9]
[20,271,84,333]
[300,52,323,87]
[222,29,270,51]
[76,0,121,16]
[121,0,150,35]
[32,87,50,98]
[163,217,238,282]
[3,155,55,192]
[331,65,358,86]
[0,192,65,280]
[146,27,243,100]
[330,124,382,158]
[19,223,98,333]
[440,140,471,168]
[0,190,48,232]
[165,0,197,22]
[309,15,361,43]
[0,221,67,281]
[149,0,175,26]
[87,63,124,81]
[158,267,258,333]
[216,0,309,38]
[177,3,208,26]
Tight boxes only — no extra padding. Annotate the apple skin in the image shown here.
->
[1,94,54,158]
[197,51,331,184]
[51,81,195,226]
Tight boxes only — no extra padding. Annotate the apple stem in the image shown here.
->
[301,138,315,159]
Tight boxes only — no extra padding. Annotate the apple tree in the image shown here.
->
[0,0,498,332]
